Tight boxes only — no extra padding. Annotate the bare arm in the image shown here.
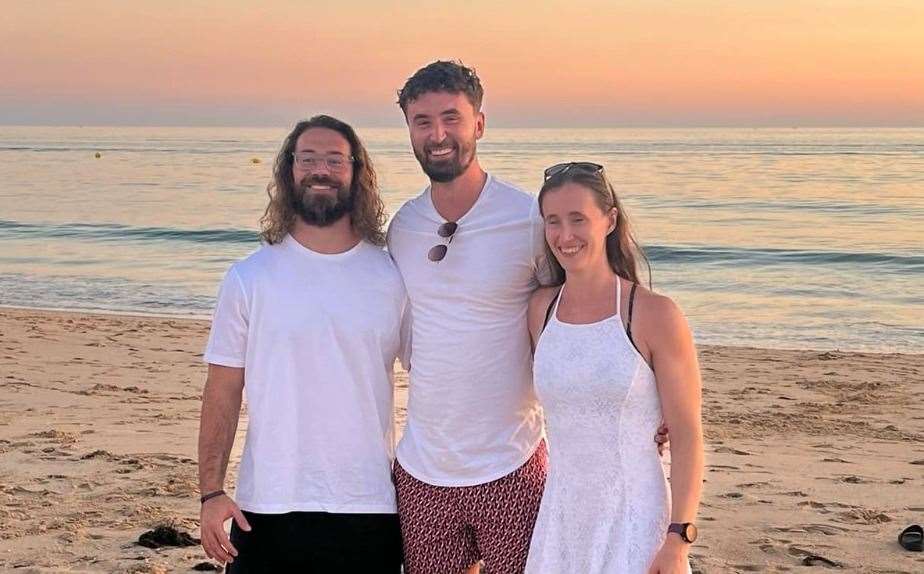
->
[644,296,704,572]
[198,364,244,493]
[651,299,703,522]
[198,364,250,564]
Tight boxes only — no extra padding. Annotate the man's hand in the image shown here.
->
[200,494,251,564]
[655,422,669,456]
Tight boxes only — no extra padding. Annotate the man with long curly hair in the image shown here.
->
[197,115,407,572]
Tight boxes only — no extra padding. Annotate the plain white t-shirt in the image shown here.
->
[204,234,407,513]
[387,174,547,486]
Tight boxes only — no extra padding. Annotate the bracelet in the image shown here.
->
[200,489,226,504]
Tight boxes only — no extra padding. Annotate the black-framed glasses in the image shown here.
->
[543,161,604,180]
[428,221,458,262]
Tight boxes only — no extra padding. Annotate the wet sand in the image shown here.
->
[1,307,922,572]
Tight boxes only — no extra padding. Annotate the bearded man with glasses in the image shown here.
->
[197,115,407,572]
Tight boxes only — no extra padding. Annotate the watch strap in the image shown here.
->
[667,522,694,543]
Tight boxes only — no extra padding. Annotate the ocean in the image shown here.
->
[1,126,922,353]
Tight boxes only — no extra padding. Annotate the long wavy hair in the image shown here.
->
[538,168,651,287]
[260,115,386,246]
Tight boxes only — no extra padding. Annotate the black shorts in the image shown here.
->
[225,510,402,573]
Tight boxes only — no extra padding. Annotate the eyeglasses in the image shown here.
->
[428,221,458,262]
[292,152,355,172]
[543,161,604,180]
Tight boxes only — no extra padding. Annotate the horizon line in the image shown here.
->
[3,122,923,130]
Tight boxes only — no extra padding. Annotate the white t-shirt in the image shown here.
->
[204,234,407,514]
[387,174,547,486]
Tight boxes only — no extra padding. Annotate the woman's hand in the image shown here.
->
[646,535,690,574]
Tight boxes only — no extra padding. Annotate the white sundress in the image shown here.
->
[525,280,690,574]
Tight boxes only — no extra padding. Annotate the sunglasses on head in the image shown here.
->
[543,161,604,180]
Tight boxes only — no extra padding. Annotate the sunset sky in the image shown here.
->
[2,0,922,127]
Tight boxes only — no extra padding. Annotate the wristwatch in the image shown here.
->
[667,522,698,543]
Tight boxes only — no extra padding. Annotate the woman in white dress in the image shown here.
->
[525,162,704,574]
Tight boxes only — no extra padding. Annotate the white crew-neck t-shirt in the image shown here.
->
[204,234,407,514]
[387,174,547,487]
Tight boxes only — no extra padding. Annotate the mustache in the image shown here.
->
[298,175,340,188]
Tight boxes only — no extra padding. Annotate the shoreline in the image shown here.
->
[2,304,917,357]
[0,304,214,323]
[1,307,922,572]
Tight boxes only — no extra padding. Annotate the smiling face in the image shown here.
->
[541,181,617,275]
[291,127,355,226]
[405,91,484,183]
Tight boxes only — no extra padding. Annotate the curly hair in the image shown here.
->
[260,115,386,246]
[397,60,484,114]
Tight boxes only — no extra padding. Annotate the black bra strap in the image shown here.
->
[542,287,562,333]
[626,282,638,347]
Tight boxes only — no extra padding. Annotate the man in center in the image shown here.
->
[387,60,548,574]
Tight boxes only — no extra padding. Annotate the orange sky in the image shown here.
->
[2,0,922,126]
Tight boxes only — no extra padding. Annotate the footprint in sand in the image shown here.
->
[30,429,79,446]
[838,475,873,484]
[789,546,843,568]
[797,500,828,510]
[151,454,196,465]
[802,524,850,535]
[707,464,740,471]
[736,481,773,488]
[835,508,891,524]
[714,446,751,455]
[729,564,765,572]
[756,538,782,556]
[797,500,856,514]
[80,449,116,460]
[770,524,849,536]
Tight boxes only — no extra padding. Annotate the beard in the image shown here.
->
[413,134,477,183]
[292,175,354,227]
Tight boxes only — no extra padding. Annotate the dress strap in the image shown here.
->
[626,282,639,349]
[615,274,622,314]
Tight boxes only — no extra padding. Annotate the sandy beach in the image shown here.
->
[0,306,921,573]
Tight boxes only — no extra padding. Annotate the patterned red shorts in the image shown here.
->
[393,441,547,574]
